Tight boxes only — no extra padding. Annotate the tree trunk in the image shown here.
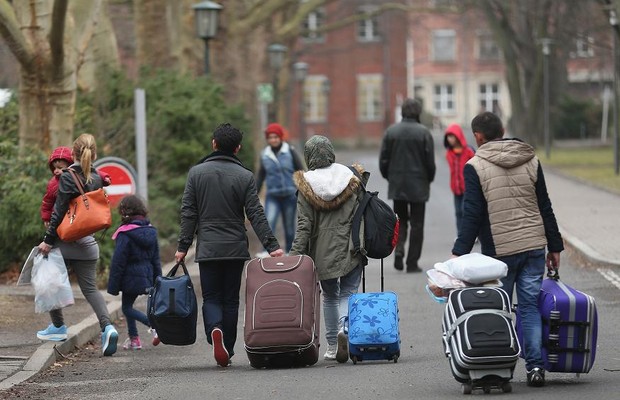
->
[0,0,118,151]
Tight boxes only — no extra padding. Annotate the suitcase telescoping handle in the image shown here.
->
[167,260,189,277]
[362,258,385,293]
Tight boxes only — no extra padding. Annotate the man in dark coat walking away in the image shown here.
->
[379,98,436,273]
[175,123,284,368]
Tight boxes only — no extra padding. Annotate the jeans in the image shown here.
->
[453,194,464,236]
[265,193,297,253]
[50,259,112,331]
[393,201,426,269]
[497,248,546,371]
[198,260,245,357]
[122,292,151,337]
[320,265,363,346]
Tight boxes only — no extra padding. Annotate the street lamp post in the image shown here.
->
[322,78,331,135]
[610,8,620,175]
[267,44,287,122]
[541,38,553,159]
[293,62,309,148]
[192,1,223,75]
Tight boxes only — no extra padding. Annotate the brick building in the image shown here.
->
[292,0,614,144]
[292,0,409,146]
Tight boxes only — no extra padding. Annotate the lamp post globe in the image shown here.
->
[192,1,223,75]
[267,44,288,70]
[293,62,309,82]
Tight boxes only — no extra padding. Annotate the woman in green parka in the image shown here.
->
[289,135,368,364]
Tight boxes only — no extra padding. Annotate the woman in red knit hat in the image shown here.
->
[255,123,305,255]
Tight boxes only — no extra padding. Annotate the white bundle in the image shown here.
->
[433,253,507,284]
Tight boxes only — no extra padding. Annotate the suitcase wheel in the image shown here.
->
[461,383,472,395]
[501,382,512,393]
[351,355,359,364]
[392,355,398,363]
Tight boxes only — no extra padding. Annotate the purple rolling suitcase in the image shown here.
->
[516,270,598,374]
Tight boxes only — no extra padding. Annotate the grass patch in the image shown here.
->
[538,146,620,195]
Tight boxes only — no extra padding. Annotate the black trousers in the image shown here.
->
[393,200,426,269]
[198,260,245,357]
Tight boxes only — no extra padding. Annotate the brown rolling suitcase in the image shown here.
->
[244,255,321,368]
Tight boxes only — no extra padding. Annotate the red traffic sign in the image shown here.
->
[94,157,137,207]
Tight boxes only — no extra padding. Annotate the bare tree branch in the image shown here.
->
[0,0,35,70]
[74,0,103,73]
[49,0,68,79]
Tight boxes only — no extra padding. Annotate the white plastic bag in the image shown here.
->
[31,248,74,313]
[433,253,508,284]
[16,246,38,286]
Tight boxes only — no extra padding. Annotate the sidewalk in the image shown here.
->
[1,167,619,392]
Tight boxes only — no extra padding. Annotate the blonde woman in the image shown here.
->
[38,133,119,356]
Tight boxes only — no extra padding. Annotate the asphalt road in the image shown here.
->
[5,146,620,400]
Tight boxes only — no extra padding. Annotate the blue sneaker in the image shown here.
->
[101,325,118,356]
[37,324,67,341]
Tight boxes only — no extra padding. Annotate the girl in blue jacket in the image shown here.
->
[108,195,162,350]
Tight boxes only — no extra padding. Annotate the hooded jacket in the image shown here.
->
[444,124,475,196]
[452,138,564,258]
[289,136,368,280]
[107,218,162,296]
[41,147,73,221]
[41,147,111,222]
[177,151,279,261]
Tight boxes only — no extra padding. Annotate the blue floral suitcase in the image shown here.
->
[516,271,598,374]
[347,260,400,364]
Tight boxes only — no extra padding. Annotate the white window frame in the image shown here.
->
[478,83,500,114]
[303,8,325,42]
[477,32,501,60]
[357,74,384,122]
[573,35,595,58]
[357,6,380,42]
[432,29,456,62]
[433,83,455,115]
[304,75,328,123]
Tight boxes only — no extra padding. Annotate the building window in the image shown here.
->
[357,74,383,122]
[304,76,328,123]
[303,8,325,42]
[571,35,594,58]
[357,6,380,42]
[433,83,455,114]
[477,32,501,60]
[432,29,456,62]
[479,83,501,116]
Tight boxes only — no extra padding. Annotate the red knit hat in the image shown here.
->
[265,123,285,139]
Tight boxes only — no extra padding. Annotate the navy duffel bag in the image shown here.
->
[147,260,197,345]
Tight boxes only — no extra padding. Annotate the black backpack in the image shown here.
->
[349,167,400,259]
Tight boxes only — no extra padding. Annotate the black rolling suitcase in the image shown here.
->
[442,287,520,394]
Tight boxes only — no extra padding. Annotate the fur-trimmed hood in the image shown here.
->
[294,163,364,211]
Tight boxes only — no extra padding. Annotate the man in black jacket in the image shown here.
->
[379,98,436,273]
[175,123,284,367]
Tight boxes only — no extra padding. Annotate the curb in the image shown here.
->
[559,223,620,269]
[0,300,122,391]
[0,254,185,392]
